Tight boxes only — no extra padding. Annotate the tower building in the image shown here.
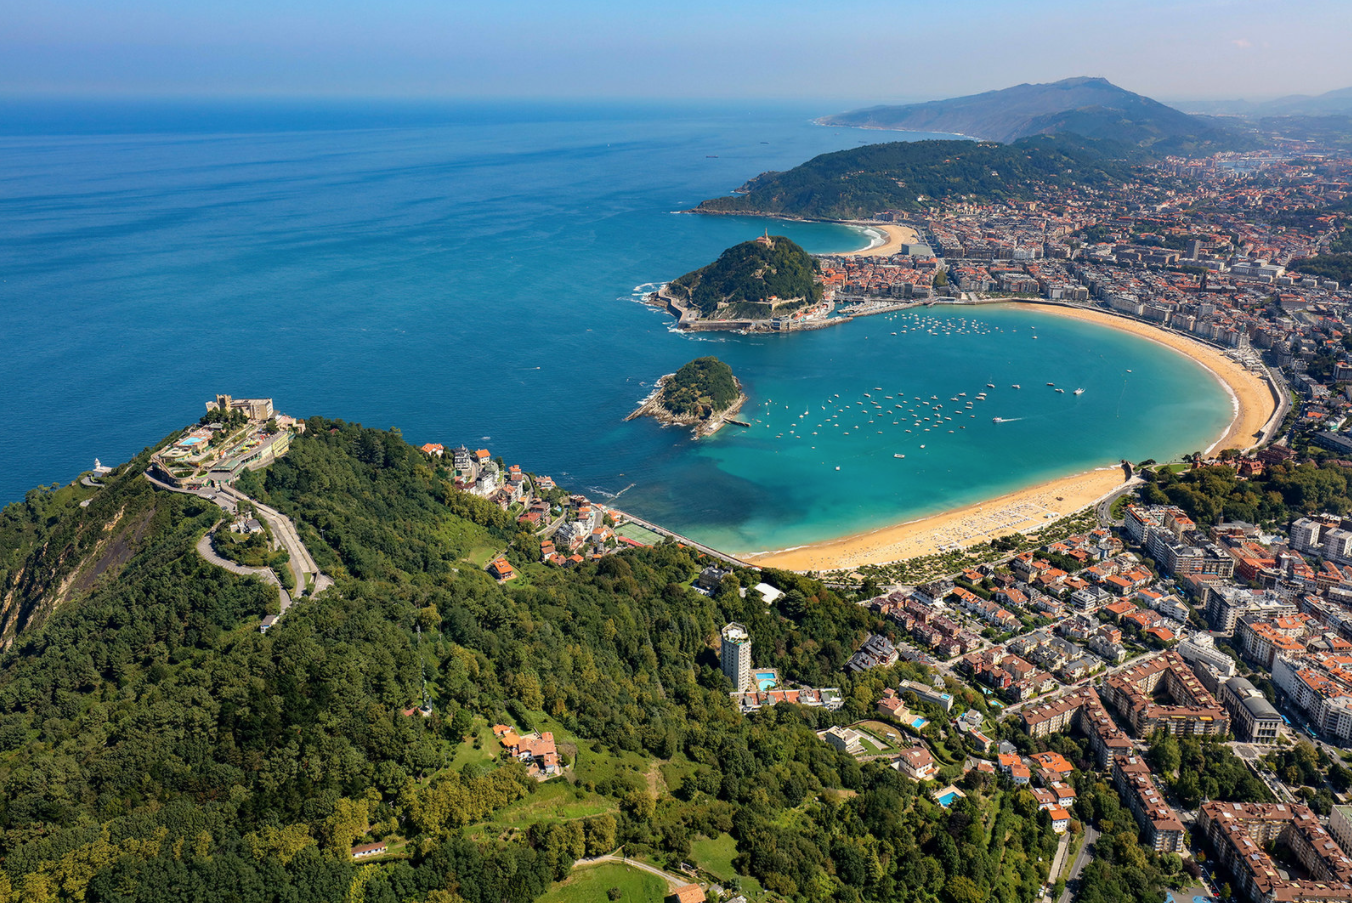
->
[721,622,753,692]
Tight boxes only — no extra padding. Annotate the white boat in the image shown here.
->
[993,417,1005,423]
[1074,388,1085,395]
[1046,382,1055,387]
[919,444,926,448]
[834,466,840,471]
[986,383,995,388]
[1012,384,1020,389]
[1055,388,1064,393]
[894,454,905,459]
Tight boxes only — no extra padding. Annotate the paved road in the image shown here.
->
[196,531,291,610]
[1040,832,1071,903]
[145,472,332,596]
[572,854,692,892]
[1095,476,1142,526]
[218,485,333,594]
[1057,824,1098,903]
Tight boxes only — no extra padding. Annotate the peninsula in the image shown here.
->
[627,356,748,437]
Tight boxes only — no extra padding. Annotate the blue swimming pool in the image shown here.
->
[754,670,777,691]
[936,792,959,807]
[911,717,929,729]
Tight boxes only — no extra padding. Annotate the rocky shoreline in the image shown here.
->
[625,374,749,439]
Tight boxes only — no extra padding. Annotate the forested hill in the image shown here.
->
[0,418,1071,903]
[668,235,822,317]
[660,357,740,418]
[694,138,1129,220]
[819,77,1244,157]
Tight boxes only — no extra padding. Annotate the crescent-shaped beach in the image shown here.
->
[745,302,1281,572]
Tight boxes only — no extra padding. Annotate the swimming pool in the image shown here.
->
[936,792,959,807]
[754,670,777,691]
[911,717,929,729]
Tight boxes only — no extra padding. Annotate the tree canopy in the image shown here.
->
[668,236,822,317]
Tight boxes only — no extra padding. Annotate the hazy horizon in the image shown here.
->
[5,0,1351,106]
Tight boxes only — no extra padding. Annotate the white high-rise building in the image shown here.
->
[1291,518,1325,555]
[721,622,753,692]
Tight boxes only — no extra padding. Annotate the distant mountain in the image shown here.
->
[821,77,1242,155]
[693,137,1129,220]
[1177,86,1352,118]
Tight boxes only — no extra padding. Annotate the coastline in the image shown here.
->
[745,466,1128,572]
[840,223,919,257]
[745,302,1280,572]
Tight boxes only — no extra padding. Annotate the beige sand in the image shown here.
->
[747,466,1128,572]
[746,303,1280,572]
[842,223,919,257]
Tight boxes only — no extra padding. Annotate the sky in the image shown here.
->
[3,0,1351,104]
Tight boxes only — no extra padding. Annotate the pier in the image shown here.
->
[612,509,757,570]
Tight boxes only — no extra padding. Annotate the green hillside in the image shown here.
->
[0,417,1074,903]
[668,235,822,318]
[694,138,1129,220]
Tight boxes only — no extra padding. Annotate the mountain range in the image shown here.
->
[820,76,1243,156]
[1175,86,1352,118]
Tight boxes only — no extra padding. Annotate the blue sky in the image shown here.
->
[4,0,1350,102]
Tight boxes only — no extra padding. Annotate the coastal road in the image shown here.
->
[1056,824,1098,903]
[1094,476,1142,526]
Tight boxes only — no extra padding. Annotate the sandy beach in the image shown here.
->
[842,223,919,257]
[747,302,1281,572]
[747,466,1128,572]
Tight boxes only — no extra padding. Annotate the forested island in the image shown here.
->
[693,138,1129,219]
[654,234,824,327]
[627,356,748,438]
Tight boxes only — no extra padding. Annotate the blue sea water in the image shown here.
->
[0,99,1231,553]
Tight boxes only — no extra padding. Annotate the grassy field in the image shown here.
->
[691,833,762,897]
[467,780,616,839]
[466,544,504,568]
[540,862,667,903]
[445,719,501,773]
[855,720,905,752]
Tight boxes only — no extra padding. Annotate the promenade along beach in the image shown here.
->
[746,303,1279,572]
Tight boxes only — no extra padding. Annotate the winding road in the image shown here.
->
[196,531,291,610]
[145,471,332,623]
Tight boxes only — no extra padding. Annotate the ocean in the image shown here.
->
[0,99,1230,553]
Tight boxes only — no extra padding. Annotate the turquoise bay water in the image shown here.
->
[0,100,1229,553]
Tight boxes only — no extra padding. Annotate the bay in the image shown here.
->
[0,100,1229,554]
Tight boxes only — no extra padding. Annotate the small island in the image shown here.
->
[650,233,830,332]
[627,356,749,438]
